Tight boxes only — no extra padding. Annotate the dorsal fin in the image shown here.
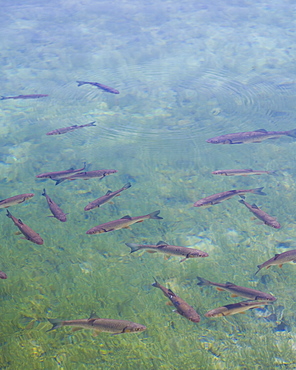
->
[105,190,113,195]
[251,204,259,209]
[255,129,267,133]
[156,241,168,246]
[120,215,132,220]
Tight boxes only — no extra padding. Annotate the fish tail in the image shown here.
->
[123,182,132,190]
[254,265,261,275]
[286,128,296,138]
[55,179,65,185]
[76,81,84,86]
[0,96,6,100]
[6,210,12,218]
[149,210,163,219]
[251,187,266,196]
[42,189,46,196]
[238,199,245,204]
[152,277,161,288]
[197,276,211,286]
[47,319,63,332]
[89,121,96,126]
[125,243,141,253]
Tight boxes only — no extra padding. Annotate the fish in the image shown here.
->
[42,189,67,222]
[238,199,281,229]
[36,163,86,184]
[6,210,44,245]
[126,241,209,262]
[0,272,7,279]
[84,183,131,211]
[206,128,296,144]
[255,249,296,275]
[47,316,146,335]
[0,94,48,100]
[205,300,273,317]
[86,210,162,234]
[55,169,118,185]
[76,81,120,94]
[193,187,266,207]
[0,193,34,209]
[46,121,96,135]
[152,278,200,323]
[196,276,276,301]
[212,169,274,176]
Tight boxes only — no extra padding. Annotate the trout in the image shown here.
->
[42,189,67,222]
[0,193,34,209]
[255,249,296,275]
[205,300,273,317]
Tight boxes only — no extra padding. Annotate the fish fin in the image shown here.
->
[42,189,46,196]
[166,301,173,306]
[123,182,132,189]
[108,201,114,204]
[251,204,259,209]
[167,288,176,297]
[122,226,131,229]
[15,231,21,235]
[216,288,224,291]
[250,217,256,220]
[196,277,210,286]
[163,255,170,260]
[231,294,238,297]
[55,179,65,185]
[266,266,271,269]
[179,257,187,262]
[279,264,283,268]
[152,278,160,288]
[239,195,245,199]
[156,241,168,246]
[149,210,163,219]
[72,327,83,332]
[147,250,157,253]
[224,139,233,144]
[135,220,144,223]
[105,190,113,195]
[255,129,267,132]
[286,128,296,138]
[47,319,63,332]
[238,199,245,204]
[252,187,267,196]
[125,243,140,253]
[18,219,24,225]
[89,312,99,319]
[121,215,132,220]
[115,194,120,197]
[239,312,247,314]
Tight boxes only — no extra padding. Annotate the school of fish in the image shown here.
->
[1,81,294,339]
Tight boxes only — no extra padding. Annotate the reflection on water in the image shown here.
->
[1,0,296,369]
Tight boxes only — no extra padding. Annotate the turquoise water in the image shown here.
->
[1,0,296,369]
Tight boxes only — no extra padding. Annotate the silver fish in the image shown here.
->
[207,128,296,144]
[0,193,34,209]
[36,163,86,183]
[212,169,274,176]
[46,121,96,135]
[255,249,296,275]
[205,300,273,317]
[84,183,131,211]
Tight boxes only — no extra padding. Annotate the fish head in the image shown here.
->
[124,324,146,333]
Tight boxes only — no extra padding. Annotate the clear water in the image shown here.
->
[1,0,296,368]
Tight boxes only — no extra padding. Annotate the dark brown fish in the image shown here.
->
[6,210,44,245]
[0,193,34,209]
[77,81,119,94]
[197,277,276,301]
[255,249,296,275]
[207,128,296,144]
[193,187,266,207]
[152,279,200,323]
[0,94,48,100]
[86,210,162,234]
[57,169,118,185]
[46,121,96,135]
[0,272,7,279]
[238,199,281,229]
[36,163,86,184]
[84,182,131,211]
[42,189,67,222]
